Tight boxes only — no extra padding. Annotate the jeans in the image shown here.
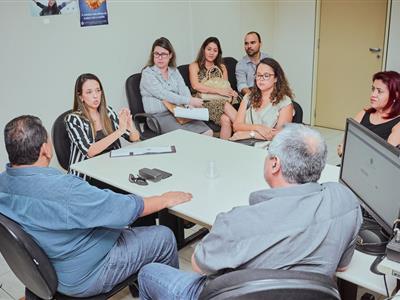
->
[82,225,178,296]
[138,263,207,300]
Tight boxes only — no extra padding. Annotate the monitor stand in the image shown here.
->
[356,217,390,256]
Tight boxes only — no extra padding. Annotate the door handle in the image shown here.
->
[369,47,381,53]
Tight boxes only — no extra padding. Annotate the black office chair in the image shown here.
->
[0,213,138,300]
[52,110,72,171]
[177,64,191,88]
[292,101,303,124]
[199,269,341,300]
[125,73,161,140]
[222,56,238,92]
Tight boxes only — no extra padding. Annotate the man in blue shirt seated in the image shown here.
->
[235,31,268,96]
[138,124,363,300]
[0,115,192,297]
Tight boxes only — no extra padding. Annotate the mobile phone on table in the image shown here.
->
[152,168,172,179]
[138,168,163,182]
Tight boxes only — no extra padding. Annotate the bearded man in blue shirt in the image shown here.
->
[0,115,192,297]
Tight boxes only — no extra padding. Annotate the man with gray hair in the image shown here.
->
[138,124,362,300]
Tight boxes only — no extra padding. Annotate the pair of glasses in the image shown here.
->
[153,52,169,59]
[255,73,274,81]
[129,174,148,186]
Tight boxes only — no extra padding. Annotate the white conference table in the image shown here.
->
[72,129,271,228]
[70,129,398,298]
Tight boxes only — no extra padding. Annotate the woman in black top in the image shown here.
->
[338,71,400,156]
[65,73,140,178]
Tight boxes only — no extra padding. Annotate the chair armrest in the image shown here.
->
[133,113,161,137]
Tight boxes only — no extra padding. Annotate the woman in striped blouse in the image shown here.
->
[65,73,140,178]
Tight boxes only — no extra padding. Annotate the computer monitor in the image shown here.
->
[340,118,400,236]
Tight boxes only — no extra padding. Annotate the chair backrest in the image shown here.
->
[292,101,303,124]
[52,110,72,171]
[0,213,58,300]
[223,57,238,92]
[126,73,145,116]
[199,269,340,300]
[177,64,191,88]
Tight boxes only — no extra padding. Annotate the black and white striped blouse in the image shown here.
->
[65,106,130,178]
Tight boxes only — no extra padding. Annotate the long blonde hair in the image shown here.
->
[72,73,113,137]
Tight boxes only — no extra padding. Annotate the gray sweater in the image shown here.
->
[140,66,191,114]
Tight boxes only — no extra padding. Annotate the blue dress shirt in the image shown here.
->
[0,165,144,295]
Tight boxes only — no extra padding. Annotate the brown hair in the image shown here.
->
[250,57,293,109]
[72,73,113,137]
[195,37,223,71]
[145,37,177,68]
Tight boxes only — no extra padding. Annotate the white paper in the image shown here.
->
[110,146,175,157]
[174,107,209,121]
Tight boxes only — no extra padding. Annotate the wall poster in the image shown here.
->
[79,0,108,27]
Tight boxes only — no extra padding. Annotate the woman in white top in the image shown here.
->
[229,57,294,141]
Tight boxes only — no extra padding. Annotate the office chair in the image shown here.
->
[292,101,303,124]
[125,73,161,140]
[199,269,341,300]
[177,64,191,87]
[52,110,72,171]
[0,213,138,300]
[222,57,238,92]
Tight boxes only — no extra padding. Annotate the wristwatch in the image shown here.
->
[249,131,256,138]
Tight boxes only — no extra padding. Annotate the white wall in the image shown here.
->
[386,0,400,71]
[272,0,316,124]
[0,0,316,170]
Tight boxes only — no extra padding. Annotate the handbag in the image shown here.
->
[162,100,191,125]
[199,66,232,102]
[198,66,236,124]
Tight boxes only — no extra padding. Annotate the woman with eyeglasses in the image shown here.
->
[337,71,400,157]
[140,37,212,136]
[65,73,140,180]
[227,57,293,143]
[189,37,238,139]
